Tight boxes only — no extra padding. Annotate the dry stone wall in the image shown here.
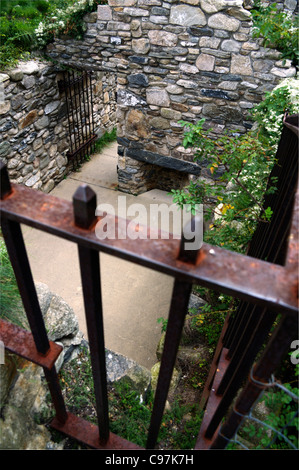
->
[46,0,297,194]
[0,60,116,192]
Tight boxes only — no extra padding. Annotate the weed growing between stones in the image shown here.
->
[93,127,117,154]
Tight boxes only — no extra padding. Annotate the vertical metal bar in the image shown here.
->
[0,218,50,355]
[89,71,95,153]
[81,72,88,159]
[146,279,192,449]
[63,71,74,157]
[44,367,68,424]
[248,119,298,263]
[217,307,273,394]
[73,71,82,168]
[77,71,85,163]
[202,117,299,442]
[73,185,109,445]
[225,303,252,359]
[67,71,78,169]
[211,314,298,449]
[77,245,109,444]
[85,71,94,155]
[87,72,94,155]
[0,161,12,199]
[89,72,95,136]
[199,312,231,410]
[222,306,242,349]
[204,309,277,440]
[0,163,68,425]
[146,215,202,448]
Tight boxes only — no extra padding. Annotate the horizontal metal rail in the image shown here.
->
[0,181,297,316]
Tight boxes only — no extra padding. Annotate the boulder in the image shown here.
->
[0,283,84,449]
[106,349,151,401]
[151,362,181,392]
[0,283,152,449]
[0,359,63,450]
[35,282,84,367]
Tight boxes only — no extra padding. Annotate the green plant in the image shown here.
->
[170,119,276,253]
[158,400,203,449]
[34,0,104,47]
[238,380,299,450]
[0,0,105,68]
[58,344,204,449]
[93,127,117,153]
[157,316,168,333]
[36,0,51,14]
[109,382,152,447]
[0,237,27,329]
[189,290,235,347]
[251,1,299,68]
[252,77,299,147]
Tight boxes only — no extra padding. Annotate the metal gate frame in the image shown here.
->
[0,115,298,450]
[58,69,97,169]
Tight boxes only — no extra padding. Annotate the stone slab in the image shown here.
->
[126,148,201,175]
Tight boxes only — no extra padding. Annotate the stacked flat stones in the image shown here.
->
[47,0,296,194]
[0,61,116,192]
[1,1,296,195]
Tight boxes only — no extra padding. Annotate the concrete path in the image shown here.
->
[23,142,180,369]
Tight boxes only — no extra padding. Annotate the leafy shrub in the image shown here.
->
[36,0,51,14]
[171,77,298,254]
[251,1,299,67]
[190,291,234,347]
[34,0,104,47]
[252,77,299,147]
[238,380,299,450]
[0,0,104,68]
[170,76,299,450]
[59,344,203,449]
[170,119,276,253]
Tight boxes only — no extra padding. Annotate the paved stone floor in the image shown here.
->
[23,142,181,369]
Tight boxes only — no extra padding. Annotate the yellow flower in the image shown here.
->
[221,204,234,215]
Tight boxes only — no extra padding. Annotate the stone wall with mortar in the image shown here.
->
[45,0,297,194]
[0,60,117,192]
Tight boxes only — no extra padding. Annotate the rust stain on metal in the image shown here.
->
[0,182,297,314]
[51,413,143,450]
[195,348,230,449]
[0,319,62,369]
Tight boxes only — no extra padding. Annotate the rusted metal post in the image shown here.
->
[0,217,50,355]
[211,314,298,449]
[73,184,97,230]
[44,367,68,424]
[204,308,277,440]
[178,213,203,264]
[146,279,192,449]
[0,163,68,423]
[146,216,202,449]
[0,160,12,199]
[73,185,109,445]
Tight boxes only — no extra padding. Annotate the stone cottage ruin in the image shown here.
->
[1,0,297,195]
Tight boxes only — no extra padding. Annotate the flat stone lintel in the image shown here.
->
[126,148,201,175]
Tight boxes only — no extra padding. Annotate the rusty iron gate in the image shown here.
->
[58,69,96,169]
[0,114,298,450]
